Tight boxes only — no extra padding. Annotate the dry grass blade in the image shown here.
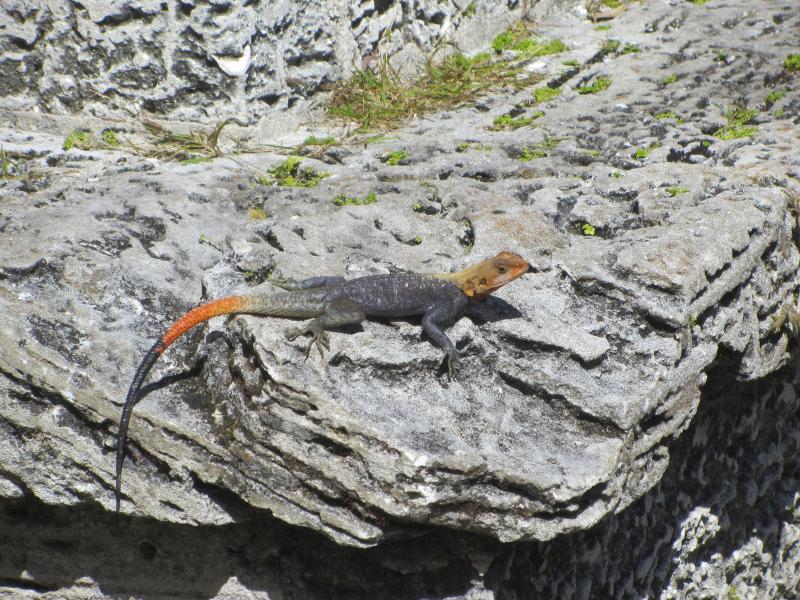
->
[138,119,229,161]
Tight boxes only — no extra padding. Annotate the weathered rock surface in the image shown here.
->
[0,0,523,128]
[1,0,800,598]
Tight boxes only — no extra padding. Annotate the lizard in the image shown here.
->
[114,251,530,512]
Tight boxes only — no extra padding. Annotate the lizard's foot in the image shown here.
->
[445,351,458,379]
[285,325,330,358]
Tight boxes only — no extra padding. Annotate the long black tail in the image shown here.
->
[115,341,163,513]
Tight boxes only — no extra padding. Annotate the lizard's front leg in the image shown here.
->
[285,296,366,358]
[421,295,469,377]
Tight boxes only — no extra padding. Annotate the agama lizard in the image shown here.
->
[114,251,529,512]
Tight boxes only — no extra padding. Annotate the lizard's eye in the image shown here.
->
[496,265,507,274]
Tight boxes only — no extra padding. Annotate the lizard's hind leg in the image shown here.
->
[285,296,366,358]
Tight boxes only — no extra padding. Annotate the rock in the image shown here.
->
[1,0,800,597]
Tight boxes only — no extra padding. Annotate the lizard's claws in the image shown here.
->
[285,326,330,358]
[446,352,458,380]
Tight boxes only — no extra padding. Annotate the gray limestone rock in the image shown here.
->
[1,0,800,598]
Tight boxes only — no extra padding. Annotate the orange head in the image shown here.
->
[448,251,529,301]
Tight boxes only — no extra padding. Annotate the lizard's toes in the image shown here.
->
[284,326,302,341]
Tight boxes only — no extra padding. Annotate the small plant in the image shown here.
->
[611,171,622,178]
[577,75,611,94]
[714,50,728,62]
[714,105,757,140]
[491,24,568,58]
[666,186,689,197]
[101,129,120,147]
[662,73,678,85]
[595,24,611,31]
[655,111,684,123]
[765,89,786,106]
[784,54,800,71]
[533,86,561,104]
[633,142,661,159]
[491,112,543,130]
[687,0,709,5]
[621,43,641,54]
[602,39,621,53]
[333,191,378,206]
[329,50,538,131]
[463,1,477,17]
[248,207,267,220]
[581,223,596,236]
[63,130,92,151]
[383,150,409,165]
[562,58,580,67]
[519,146,547,161]
[257,156,329,188]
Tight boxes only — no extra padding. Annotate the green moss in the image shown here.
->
[562,59,579,67]
[463,1,477,17]
[333,191,377,206]
[611,171,622,178]
[655,111,684,123]
[63,130,92,151]
[533,86,561,104]
[411,203,424,212]
[662,73,678,85]
[257,156,329,188]
[595,24,611,31]
[666,186,689,197]
[491,111,543,130]
[783,54,800,71]
[576,75,611,94]
[633,142,661,159]
[581,223,596,236]
[621,43,641,54]
[714,105,758,140]
[383,150,409,165]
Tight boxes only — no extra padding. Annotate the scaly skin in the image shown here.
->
[115,251,529,512]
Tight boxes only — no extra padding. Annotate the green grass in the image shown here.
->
[329,49,541,131]
[595,24,611,31]
[765,89,786,106]
[602,39,621,53]
[519,146,547,161]
[621,44,641,55]
[333,191,377,206]
[533,86,561,104]
[577,75,611,94]
[492,111,543,130]
[257,156,329,188]
[666,186,689,196]
[784,54,800,71]
[303,135,337,146]
[562,59,579,67]
[714,105,757,140]
[101,129,119,146]
[383,150,409,165]
[662,73,678,85]
[655,111,684,123]
[63,130,92,151]
[463,1,477,17]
